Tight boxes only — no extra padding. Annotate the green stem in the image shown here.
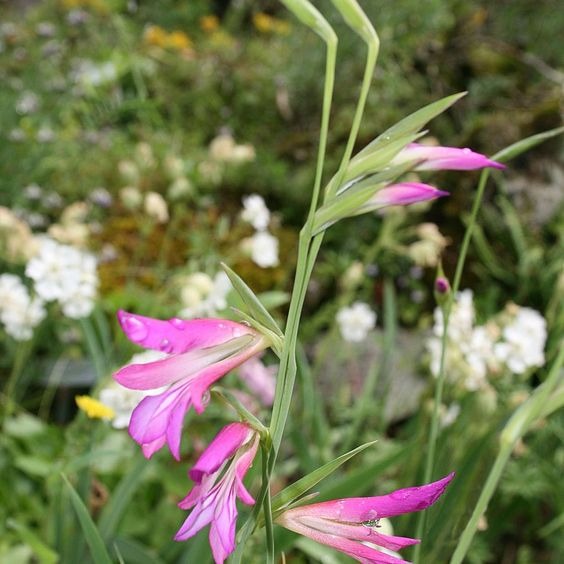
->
[450,346,563,563]
[2,340,31,421]
[413,169,491,562]
[79,317,106,381]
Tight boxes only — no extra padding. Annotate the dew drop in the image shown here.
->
[169,318,186,330]
[122,315,148,343]
[160,338,173,353]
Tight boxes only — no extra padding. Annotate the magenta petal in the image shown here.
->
[141,436,167,458]
[209,490,237,563]
[117,310,254,354]
[189,423,251,482]
[298,474,455,522]
[128,382,193,459]
[372,183,449,207]
[395,144,505,171]
[281,519,409,563]
[114,336,254,390]
[175,486,221,541]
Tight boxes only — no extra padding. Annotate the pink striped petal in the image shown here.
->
[117,310,253,354]
[114,334,255,390]
[298,516,418,551]
[280,518,410,563]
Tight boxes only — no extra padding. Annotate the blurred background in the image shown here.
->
[0,1,562,563]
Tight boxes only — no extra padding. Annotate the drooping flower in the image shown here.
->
[175,422,260,564]
[113,311,269,459]
[276,473,454,563]
[392,143,505,171]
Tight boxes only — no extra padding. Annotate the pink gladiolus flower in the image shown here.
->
[113,311,269,459]
[366,182,449,210]
[175,422,260,564]
[276,473,454,563]
[392,143,504,171]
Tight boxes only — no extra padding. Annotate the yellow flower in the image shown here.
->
[165,31,192,51]
[75,395,115,420]
[144,25,167,47]
[200,15,220,33]
[253,12,291,35]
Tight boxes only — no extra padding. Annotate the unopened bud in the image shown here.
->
[435,276,450,295]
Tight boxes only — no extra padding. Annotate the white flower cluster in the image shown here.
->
[493,307,547,374]
[99,350,167,429]
[0,274,46,341]
[427,291,547,392]
[336,301,377,343]
[178,272,232,319]
[26,237,98,319]
[240,194,279,268]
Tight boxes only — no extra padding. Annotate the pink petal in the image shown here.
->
[175,486,221,541]
[114,335,255,390]
[117,310,254,354]
[128,381,193,459]
[397,143,505,171]
[291,474,454,522]
[209,489,238,563]
[189,423,252,482]
[297,516,418,551]
[371,183,449,207]
[280,518,410,563]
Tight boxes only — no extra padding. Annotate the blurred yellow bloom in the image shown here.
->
[144,25,168,47]
[143,25,192,52]
[253,12,291,35]
[60,0,109,14]
[166,31,192,50]
[75,395,115,420]
[200,15,220,33]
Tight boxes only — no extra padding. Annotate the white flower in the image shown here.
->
[0,274,45,340]
[336,302,377,343]
[25,237,98,319]
[433,289,474,341]
[440,403,461,428]
[99,350,167,429]
[16,91,40,115]
[494,307,546,374]
[249,231,279,268]
[241,194,271,231]
[178,272,232,319]
[144,191,169,223]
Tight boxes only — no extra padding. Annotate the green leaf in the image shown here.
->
[112,537,164,564]
[314,162,414,234]
[492,125,564,162]
[341,131,425,185]
[98,457,149,542]
[7,519,59,564]
[61,475,113,564]
[354,92,466,160]
[221,264,284,339]
[270,441,377,515]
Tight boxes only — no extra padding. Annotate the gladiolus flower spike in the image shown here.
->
[276,473,454,564]
[175,422,260,564]
[113,310,269,459]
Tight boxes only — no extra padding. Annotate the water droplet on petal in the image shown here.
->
[122,315,148,343]
[169,317,186,330]
[160,338,173,353]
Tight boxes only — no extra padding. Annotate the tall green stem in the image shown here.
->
[413,169,491,562]
[450,346,563,563]
[2,341,32,421]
